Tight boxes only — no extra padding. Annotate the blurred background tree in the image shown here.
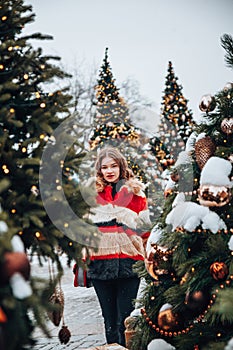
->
[0,1,98,349]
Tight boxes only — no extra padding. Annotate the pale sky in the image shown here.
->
[24,0,233,121]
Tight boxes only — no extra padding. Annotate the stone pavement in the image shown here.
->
[30,255,106,349]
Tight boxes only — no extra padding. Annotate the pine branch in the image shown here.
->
[221,33,233,69]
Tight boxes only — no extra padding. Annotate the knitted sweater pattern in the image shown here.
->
[88,179,151,280]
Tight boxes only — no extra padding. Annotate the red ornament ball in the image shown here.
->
[0,251,30,285]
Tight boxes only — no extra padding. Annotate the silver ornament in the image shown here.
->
[221,117,233,134]
[199,94,216,113]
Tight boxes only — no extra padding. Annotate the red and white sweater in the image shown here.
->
[88,179,151,280]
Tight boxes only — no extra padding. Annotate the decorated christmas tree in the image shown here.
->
[89,48,149,182]
[88,48,164,219]
[130,35,233,350]
[0,1,97,349]
[150,61,194,170]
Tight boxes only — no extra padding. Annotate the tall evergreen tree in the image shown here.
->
[94,47,129,125]
[88,48,166,221]
[131,36,233,350]
[0,1,97,349]
[89,47,141,152]
[89,47,147,183]
[150,61,194,167]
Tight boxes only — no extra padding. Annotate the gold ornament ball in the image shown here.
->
[199,94,216,113]
[157,307,179,331]
[210,262,229,281]
[198,184,231,207]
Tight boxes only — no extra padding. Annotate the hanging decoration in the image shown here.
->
[198,156,232,207]
[198,184,231,207]
[47,286,64,327]
[58,325,71,345]
[199,94,216,113]
[185,290,209,313]
[194,136,216,170]
[157,304,180,331]
[210,262,229,281]
[47,259,71,344]
[221,117,233,134]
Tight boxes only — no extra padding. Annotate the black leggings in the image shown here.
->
[92,277,140,346]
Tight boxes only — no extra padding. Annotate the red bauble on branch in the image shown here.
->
[0,251,30,285]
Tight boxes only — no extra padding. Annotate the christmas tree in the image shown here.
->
[131,35,233,350]
[0,1,97,349]
[89,47,148,183]
[150,61,194,170]
[88,48,164,220]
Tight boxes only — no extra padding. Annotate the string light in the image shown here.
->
[175,228,233,235]
[2,165,9,174]
[142,276,233,337]
[35,231,41,238]
[150,244,176,258]
[31,185,39,196]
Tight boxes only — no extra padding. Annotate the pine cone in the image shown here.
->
[58,325,71,344]
[47,287,64,327]
[195,136,216,169]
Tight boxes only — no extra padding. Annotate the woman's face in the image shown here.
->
[100,156,120,183]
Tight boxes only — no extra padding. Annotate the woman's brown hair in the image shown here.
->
[95,147,134,192]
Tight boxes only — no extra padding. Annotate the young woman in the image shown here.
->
[88,146,151,346]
